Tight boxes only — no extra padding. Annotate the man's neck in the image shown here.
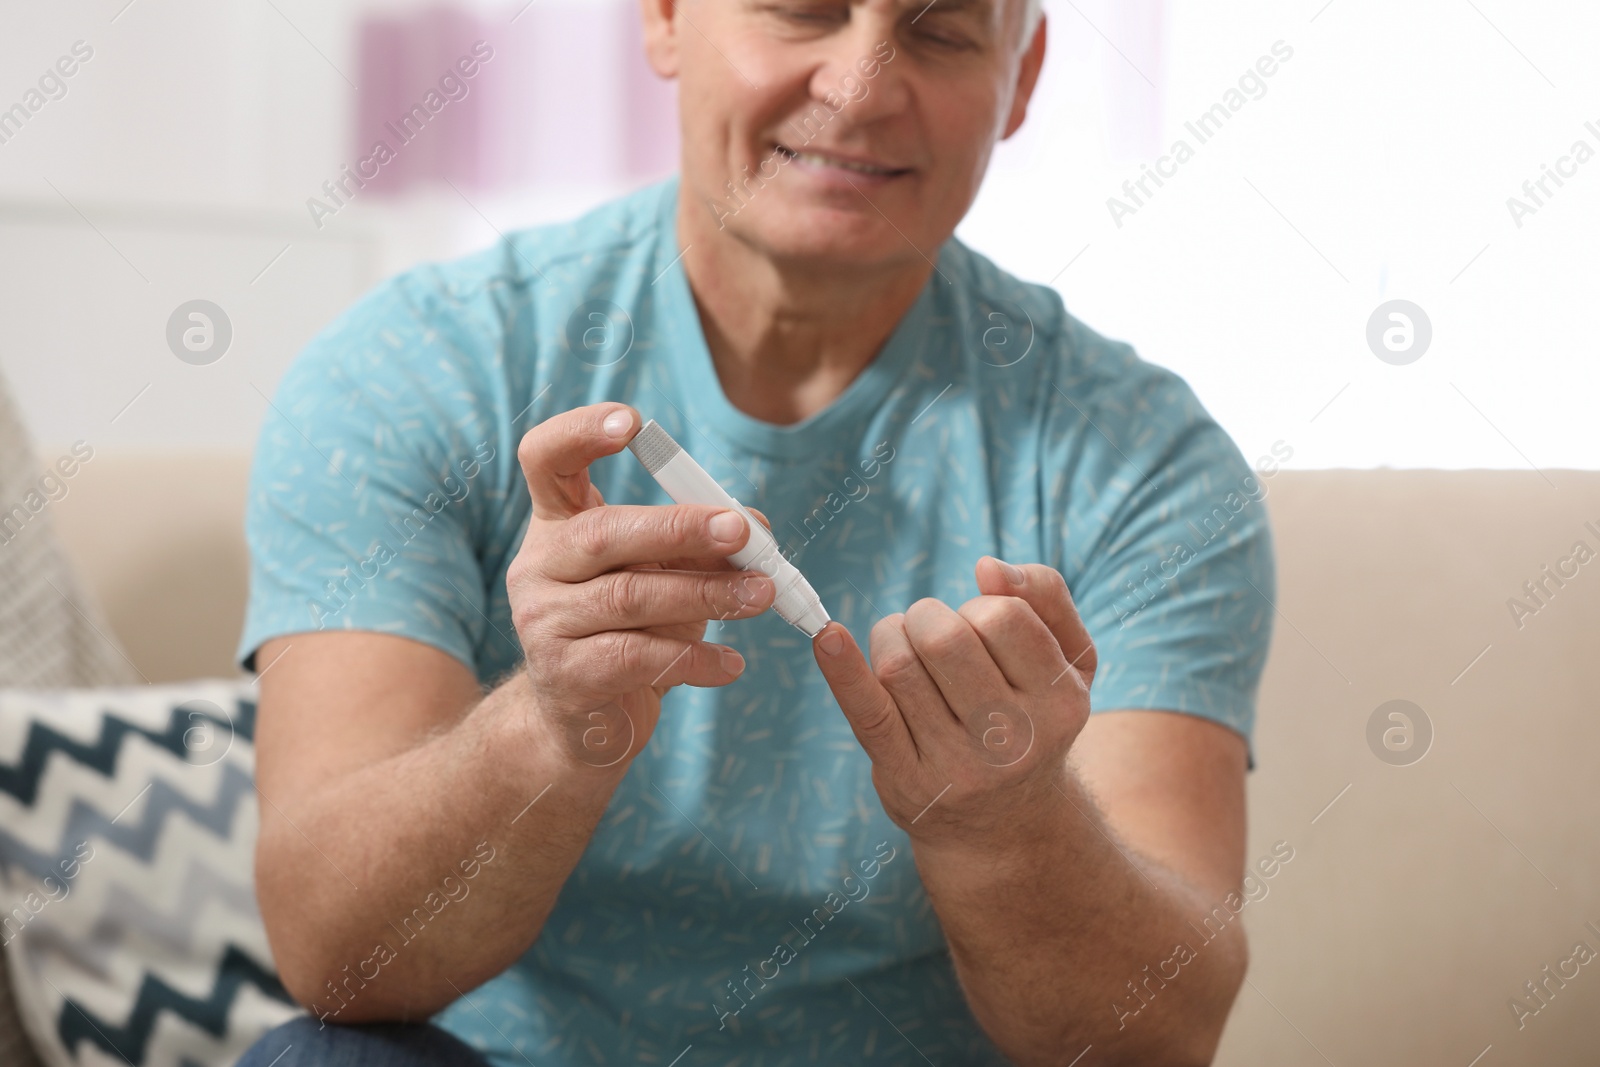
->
[675,190,933,427]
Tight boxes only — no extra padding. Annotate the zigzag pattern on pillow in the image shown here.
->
[0,695,254,809]
[23,856,265,977]
[56,945,289,1064]
[0,682,301,1067]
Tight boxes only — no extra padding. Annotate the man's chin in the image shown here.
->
[736,206,925,271]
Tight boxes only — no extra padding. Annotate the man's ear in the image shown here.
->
[1001,13,1046,140]
[640,0,682,79]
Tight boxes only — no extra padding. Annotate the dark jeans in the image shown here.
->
[237,1015,490,1067]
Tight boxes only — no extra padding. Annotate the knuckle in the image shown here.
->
[1056,670,1092,709]
[875,650,922,687]
[728,572,771,611]
[867,614,904,652]
[917,620,966,660]
[510,595,539,636]
[569,511,611,560]
[692,640,724,677]
[606,629,651,676]
[704,573,735,614]
[505,554,532,595]
[507,534,552,588]
[559,410,591,450]
[855,705,900,748]
[961,595,1015,632]
[670,505,710,549]
[685,640,723,682]
[591,570,642,620]
[514,428,540,471]
[1047,566,1072,600]
[507,567,546,633]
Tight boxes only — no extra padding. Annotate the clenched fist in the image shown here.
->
[812,557,1097,854]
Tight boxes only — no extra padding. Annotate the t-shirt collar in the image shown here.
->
[651,173,939,461]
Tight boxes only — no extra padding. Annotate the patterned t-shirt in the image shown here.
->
[237,174,1275,1066]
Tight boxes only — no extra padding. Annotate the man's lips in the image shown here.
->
[773,142,912,177]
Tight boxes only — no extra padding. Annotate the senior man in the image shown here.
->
[237,0,1274,1062]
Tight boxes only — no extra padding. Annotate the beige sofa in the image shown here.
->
[47,454,1600,1065]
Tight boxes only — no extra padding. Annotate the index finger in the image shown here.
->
[517,402,637,522]
[812,621,916,771]
[653,506,773,573]
[546,503,754,582]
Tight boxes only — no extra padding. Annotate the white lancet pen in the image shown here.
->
[626,419,831,638]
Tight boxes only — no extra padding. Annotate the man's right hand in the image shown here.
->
[506,402,776,771]
[252,402,777,1022]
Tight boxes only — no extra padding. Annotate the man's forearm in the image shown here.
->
[913,769,1247,1067]
[257,671,623,1023]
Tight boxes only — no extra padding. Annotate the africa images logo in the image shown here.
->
[711,842,898,1031]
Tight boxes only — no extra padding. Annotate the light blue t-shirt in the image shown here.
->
[238,174,1274,1066]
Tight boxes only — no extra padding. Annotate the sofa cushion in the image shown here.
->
[0,680,300,1066]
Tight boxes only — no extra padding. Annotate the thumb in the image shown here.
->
[813,622,913,767]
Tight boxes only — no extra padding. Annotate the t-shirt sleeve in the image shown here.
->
[235,274,503,675]
[1052,356,1277,755]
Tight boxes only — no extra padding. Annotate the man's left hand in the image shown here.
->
[813,557,1098,856]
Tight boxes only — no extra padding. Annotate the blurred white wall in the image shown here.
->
[967,1,1600,472]
[1,0,1596,472]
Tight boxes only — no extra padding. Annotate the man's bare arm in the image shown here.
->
[914,710,1248,1067]
[252,403,776,1022]
[254,632,630,1022]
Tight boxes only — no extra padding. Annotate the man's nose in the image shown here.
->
[810,20,910,125]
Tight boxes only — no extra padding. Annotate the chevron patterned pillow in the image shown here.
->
[0,680,303,1066]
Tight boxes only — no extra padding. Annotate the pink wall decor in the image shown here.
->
[352,1,680,197]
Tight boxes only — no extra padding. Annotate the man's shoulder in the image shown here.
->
[280,179,672,398]
[939,236,1213,444]
[372,177,671,330]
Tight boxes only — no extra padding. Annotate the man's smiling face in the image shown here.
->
[646,0,1046,270]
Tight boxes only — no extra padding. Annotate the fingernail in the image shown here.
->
[602,409,632,438]
[818,629,844,656]
[720,647,745,675]
[998,558,1025,585]
[709,510,745,543]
